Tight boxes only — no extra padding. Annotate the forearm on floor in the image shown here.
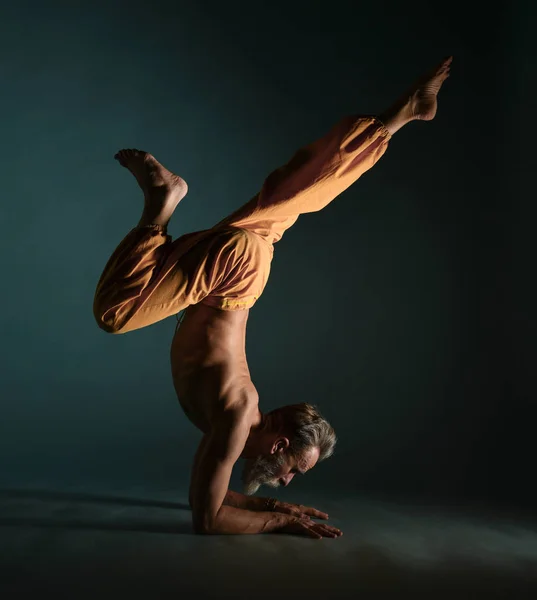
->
[205,504,288,535]
[223,489,273,511]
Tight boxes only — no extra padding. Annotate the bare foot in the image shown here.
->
[379,56,453,135]
[409,56,452,121]
[114,149,188,228]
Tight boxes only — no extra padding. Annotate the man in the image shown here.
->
[94,56,452,538]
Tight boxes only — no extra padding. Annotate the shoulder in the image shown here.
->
[204,404,253,464]
[210,386,258,442]
[218,374,259,415]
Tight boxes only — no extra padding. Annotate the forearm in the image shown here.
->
[223,489,273,512]
[202,504,289,535]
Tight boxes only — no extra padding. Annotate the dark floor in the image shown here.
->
[1,485,536,599]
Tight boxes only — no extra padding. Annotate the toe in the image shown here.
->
[116,150,129,164]
[438,57,452,72]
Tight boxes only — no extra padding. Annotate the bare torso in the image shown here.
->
[170,303,258,432]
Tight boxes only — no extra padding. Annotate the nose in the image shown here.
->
[279,473,295,487]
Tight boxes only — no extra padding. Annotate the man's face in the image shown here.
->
[241,445,320,496]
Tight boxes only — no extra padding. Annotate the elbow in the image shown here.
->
[193,522,213,535]
[193,522,217,535]
[192,512,217,535]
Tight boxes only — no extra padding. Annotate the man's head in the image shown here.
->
[241,403,337,495]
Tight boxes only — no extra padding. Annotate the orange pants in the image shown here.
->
[94,115,391,334]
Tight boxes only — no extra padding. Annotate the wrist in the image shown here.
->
[263,497,278,512]
[262,511,290,533]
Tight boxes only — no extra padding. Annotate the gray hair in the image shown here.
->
[270,402,337,461]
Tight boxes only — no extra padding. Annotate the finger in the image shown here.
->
[279,507,293,515]
[316,524,342,537]
[286,507,305,518]
[282,507,300,517]
[302,507,329,520]
[315,525,339,538]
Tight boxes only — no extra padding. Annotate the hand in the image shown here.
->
[278,515,342,539]
[274,501,329,521]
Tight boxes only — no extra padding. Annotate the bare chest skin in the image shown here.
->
[170,304,258,432]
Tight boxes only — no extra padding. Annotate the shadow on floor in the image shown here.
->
[0,487,191,511]
[0,516,193,535]
[0,487,193,535]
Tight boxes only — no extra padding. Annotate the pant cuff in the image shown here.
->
[372,115,393,140]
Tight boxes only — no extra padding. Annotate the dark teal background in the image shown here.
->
[1,0,533,510]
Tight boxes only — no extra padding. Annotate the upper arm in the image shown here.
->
[189,410,250,533]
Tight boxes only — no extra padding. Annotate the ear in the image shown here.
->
[271,437,290,454]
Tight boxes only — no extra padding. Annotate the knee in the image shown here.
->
[93,301,126,335]
[94,314,124,335]
[96,319,124,335]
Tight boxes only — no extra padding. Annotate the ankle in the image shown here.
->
[138,211,171,229]
[379,96,415,135]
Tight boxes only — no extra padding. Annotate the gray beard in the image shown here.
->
[241,453,287,496]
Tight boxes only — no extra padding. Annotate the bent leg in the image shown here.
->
[93,149,205,334]
[94,224,176,334]
[93,225,246,334]
[94,149,274,335]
